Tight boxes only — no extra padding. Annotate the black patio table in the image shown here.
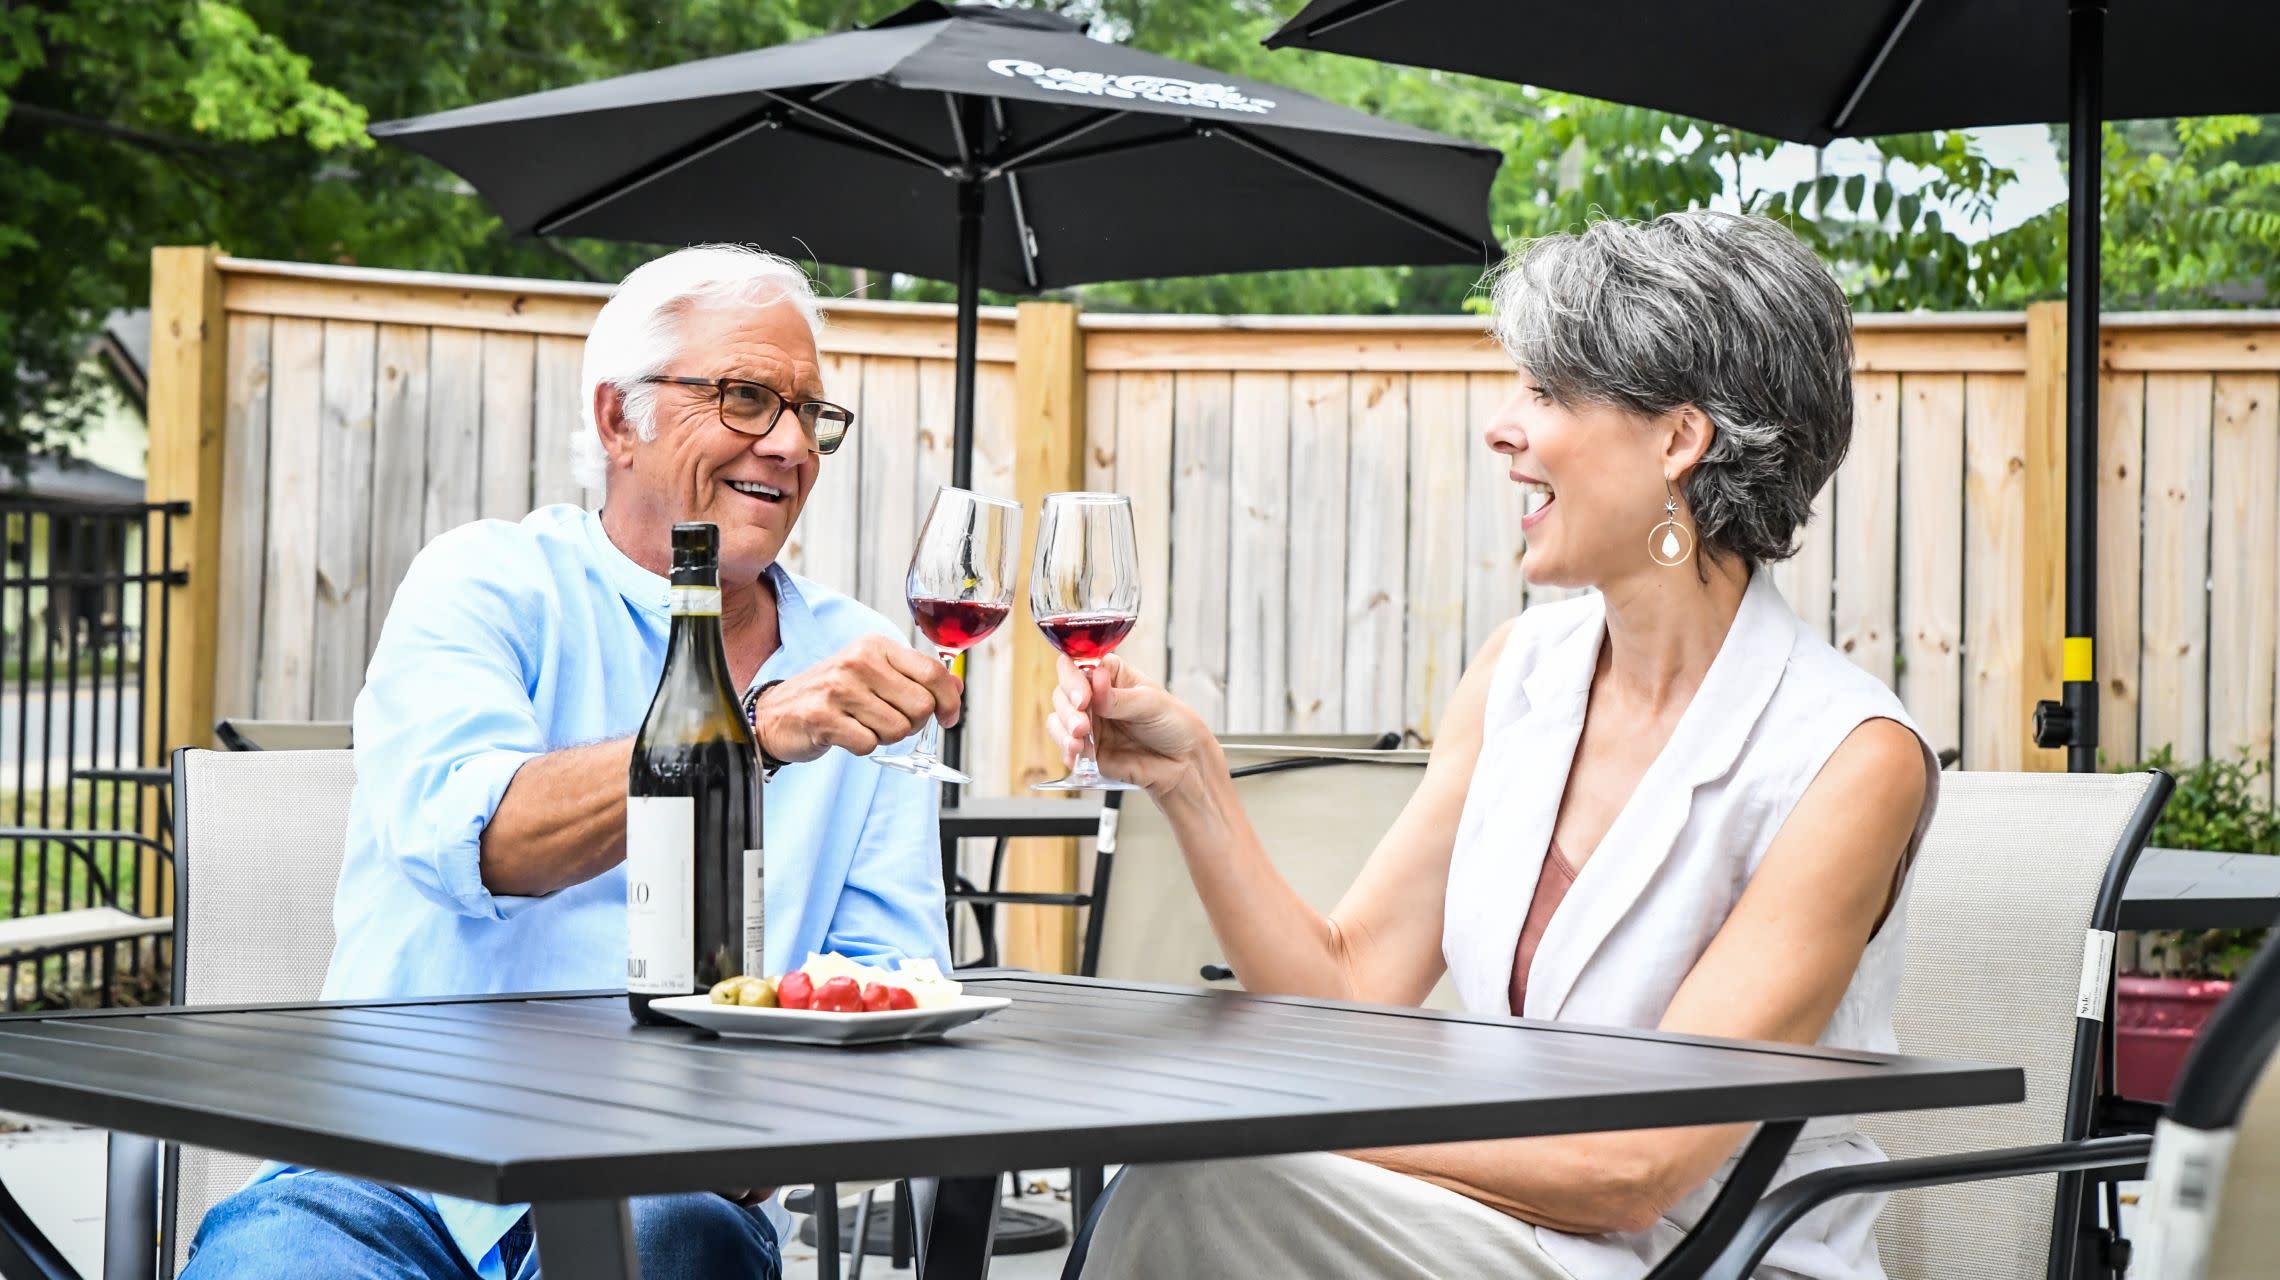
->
[0,974,2018,1280]
[2120,847,2280,931]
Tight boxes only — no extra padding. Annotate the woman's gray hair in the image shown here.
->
[1489,211,1854,567]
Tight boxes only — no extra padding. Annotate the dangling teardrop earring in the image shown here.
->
[1648,476,1694,568]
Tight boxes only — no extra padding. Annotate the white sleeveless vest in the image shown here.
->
[1443,571,1938,1280]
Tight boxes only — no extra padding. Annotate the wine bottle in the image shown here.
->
[626,522,764,1026]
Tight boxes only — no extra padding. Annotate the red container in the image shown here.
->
[2115,975,2233,1102]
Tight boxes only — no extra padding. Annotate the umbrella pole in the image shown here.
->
[942,173,983,788]
[2063,0,2104,773]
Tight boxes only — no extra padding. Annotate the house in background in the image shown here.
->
[3,311,153,662]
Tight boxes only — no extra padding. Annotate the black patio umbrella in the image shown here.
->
[370,0,1500,499]
[1269,0,2280,773]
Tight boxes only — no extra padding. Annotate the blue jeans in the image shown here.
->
[181,1172,780,1280]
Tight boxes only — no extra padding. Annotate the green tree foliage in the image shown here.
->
[9,0,2280,460]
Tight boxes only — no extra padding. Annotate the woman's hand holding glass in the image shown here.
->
[1046,653,1217,799]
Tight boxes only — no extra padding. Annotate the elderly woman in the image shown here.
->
[1057,212,1937,1280]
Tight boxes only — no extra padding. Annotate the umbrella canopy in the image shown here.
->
[373,1,1499,292]
[1268,0,2278,145]
[1268,0,2280,774]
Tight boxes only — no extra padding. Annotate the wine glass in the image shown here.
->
[875,486,1021,785]
[1031,492,1142,792]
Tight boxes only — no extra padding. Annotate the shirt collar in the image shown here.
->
[583,509,822,684]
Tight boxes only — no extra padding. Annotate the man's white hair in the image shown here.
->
[572,244,826,491]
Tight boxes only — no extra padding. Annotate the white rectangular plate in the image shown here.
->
[649,993,1011,1046]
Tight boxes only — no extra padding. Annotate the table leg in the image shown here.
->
[909,1175,1000,1280]
[1638,1119,1804,1280]
[533,1199,640,1280]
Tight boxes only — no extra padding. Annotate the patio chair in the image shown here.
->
[210,718,352,752]
[1643,769,2174,1280]
[2132,929,2280,1280]
[1088,745,1448,1006]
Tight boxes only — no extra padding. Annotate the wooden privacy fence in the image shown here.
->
[145,248,2280,969]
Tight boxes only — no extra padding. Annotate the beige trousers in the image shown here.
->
[1078,1151,1579,1280]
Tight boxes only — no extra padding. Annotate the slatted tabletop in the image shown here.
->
[2122,848,2280,930]
[0,974,2016,1211]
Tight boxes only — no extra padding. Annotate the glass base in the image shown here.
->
[1032,766,1140,792]
[873,752,971,785]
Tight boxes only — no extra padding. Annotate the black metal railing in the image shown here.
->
[0,500,188,1010]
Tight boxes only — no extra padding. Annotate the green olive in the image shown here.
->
[737,976,779,1008]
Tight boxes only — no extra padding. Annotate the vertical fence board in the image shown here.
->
[1170,373,1234,728]
[1963,374,2029,770]
[424,329,484,541]
[257,319,326,720]
[1084,371,1119,495]
[914,359,958,521]
[1836,373,1901,687]
[1405,372,1469,744]
[529,334,588,512]
[1226,372,1292,734]
[2097,374,2148,767]
[477,332,536,523]
[1898,374,1966,762]
[857,358,920,619]
[2211,374,2279,780]
[214,315,272,722]
[369,325,430,641]
[960,362,1021,801]
[1345,374,1409,736]
[797,351,866,594]
[1464,371,1525,653]
[2139,373,2214,765]
[1114,372,1176,684]
[311,322,377,719]
[1774,479,1837,639]
[1287,372,1350,732]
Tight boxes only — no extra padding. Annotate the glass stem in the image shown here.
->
[914,649,955,759]
[1074,660,1103,776]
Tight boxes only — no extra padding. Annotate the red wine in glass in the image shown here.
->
[1031,492,1142,792]
[912,598,1011,652]
[875,486,1021,785]
[1037,611,1137,663]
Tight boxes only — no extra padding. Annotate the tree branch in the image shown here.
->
[3,101,226,154]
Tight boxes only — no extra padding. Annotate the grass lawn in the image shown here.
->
[0,784,153,919]
[0,653,138,685]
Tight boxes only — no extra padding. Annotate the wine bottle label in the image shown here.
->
[669,585,722,616]
[743,848,766,980]
[625,796,694,995]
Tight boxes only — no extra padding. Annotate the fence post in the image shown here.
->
[144,247,229,909]
[2023,300,2069,771]
[1002,301,1087,973]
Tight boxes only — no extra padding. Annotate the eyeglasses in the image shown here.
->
[638,375,855,455]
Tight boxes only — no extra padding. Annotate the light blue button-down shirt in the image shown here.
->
[263,503,948,1277]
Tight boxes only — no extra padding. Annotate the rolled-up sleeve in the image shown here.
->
[353,537,551,922]
[822,761,951,967]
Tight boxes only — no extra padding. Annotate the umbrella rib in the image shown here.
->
[982,110,1124,179]
[945,93,976,169]
[761,90,955,176]
[991,123,1199,179]
[990,100,1043,291]
[1211,124,1481,256]
[532,102,783,236]
[1828,0,1930,134]
[1278,0,1420,43]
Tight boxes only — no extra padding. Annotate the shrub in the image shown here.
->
[2114,746,2276,979]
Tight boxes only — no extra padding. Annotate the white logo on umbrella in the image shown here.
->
[986,59,1275,114]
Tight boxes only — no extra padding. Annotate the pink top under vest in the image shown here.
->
[1508,839,1579,1016]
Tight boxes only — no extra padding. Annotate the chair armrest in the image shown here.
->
[1653,1134,2151,1280]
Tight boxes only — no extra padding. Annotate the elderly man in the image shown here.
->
[180,245,960,1280]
